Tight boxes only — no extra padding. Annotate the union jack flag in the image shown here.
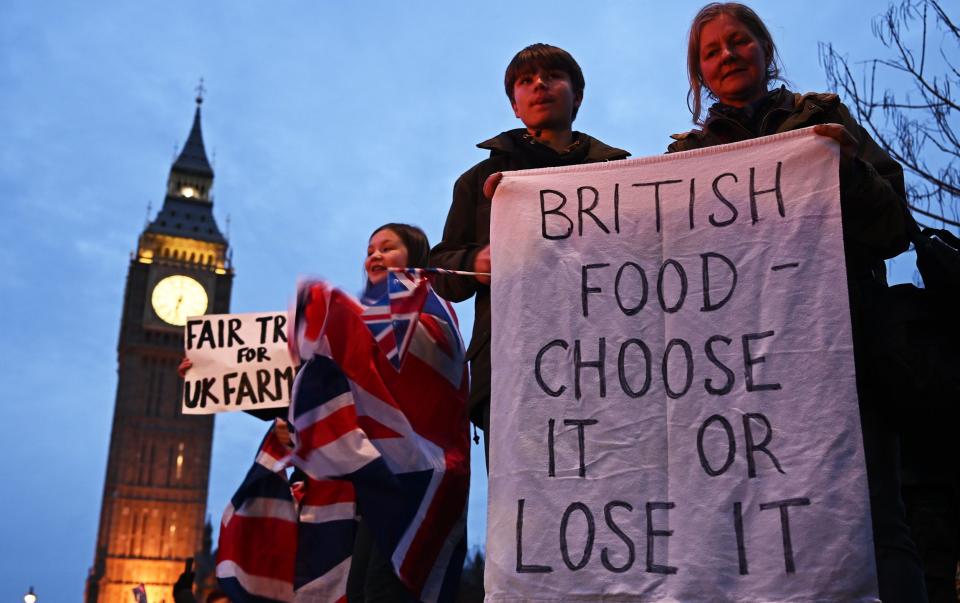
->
[220,272,469,603]
[217,428,298,603]
[362,270,430,370]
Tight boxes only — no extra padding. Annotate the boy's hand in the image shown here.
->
[483,172,503,200]
[474,245,491,285]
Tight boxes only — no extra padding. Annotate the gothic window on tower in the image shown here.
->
[169,512,178,557]
[148,444,156,485]
[153,357,162,417]
[176,442,185,482]
[142,357,153,416]
[155,362,166,416]
[128,511,138,556]
[139,509,150,556]
[137,442,146,485]
[138,442,156,486]
[159,514,167,557]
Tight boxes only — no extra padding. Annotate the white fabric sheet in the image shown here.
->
[486,128,877,602]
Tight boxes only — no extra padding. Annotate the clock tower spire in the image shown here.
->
[86,91,233,603]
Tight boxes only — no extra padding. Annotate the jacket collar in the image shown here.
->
[671,88,843,146]
[477,128,629,161]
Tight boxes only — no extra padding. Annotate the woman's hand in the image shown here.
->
[814,124,858,160]
[177,357,192,378]
[483,172,503,200]
[473,245,491,285]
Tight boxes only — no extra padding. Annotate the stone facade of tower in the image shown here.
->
[86,98,233,603]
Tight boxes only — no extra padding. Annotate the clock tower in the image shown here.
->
[86,93,233,603]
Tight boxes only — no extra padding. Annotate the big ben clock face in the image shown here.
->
[151,275,208,326]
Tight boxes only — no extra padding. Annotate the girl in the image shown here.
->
[350,222,436,602]
[292,223,468,603]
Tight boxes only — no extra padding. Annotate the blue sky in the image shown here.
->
[0,1,924,601]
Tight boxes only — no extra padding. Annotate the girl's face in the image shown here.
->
[365,228,409,285]
[698,13,769,107]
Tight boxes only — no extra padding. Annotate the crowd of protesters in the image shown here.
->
[174,3,957,601]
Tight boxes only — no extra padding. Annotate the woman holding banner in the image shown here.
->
[667,3,922,600]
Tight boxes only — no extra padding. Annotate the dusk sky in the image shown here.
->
[0,1,927,601]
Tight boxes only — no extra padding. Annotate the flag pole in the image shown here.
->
[388,267,491,277]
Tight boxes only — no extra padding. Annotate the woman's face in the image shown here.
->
[365,228,409,285]
[698,13,769,107]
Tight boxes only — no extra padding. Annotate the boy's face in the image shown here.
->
[511,67,581,131]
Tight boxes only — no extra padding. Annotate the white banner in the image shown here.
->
[487,128,877,602]
[181,311,296,414]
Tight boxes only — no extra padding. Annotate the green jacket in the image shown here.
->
[668,87,911,276]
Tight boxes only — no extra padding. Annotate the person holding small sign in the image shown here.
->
[430,44,630,467]
[666,3,921,600]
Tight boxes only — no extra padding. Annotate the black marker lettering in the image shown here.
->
[602,501,635,573]
[540,190,573,240]
[742,413,785,478]
[577,186,610,236]
[560,502,595,571]
[574,338,606,400]
[697,414,736,477]
[759,497,811,574]
[645,502,678,574]
[535,339,568,398]
[749,162,785,224]
[742,331,782,392]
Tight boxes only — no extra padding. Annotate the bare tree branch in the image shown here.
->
[819,0,959,229]
[909,203,960,227]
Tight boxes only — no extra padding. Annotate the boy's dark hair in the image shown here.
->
[504,43,585,120]
[370,223,430,268]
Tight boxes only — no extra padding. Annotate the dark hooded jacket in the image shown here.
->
[668,87,911,279]
[430,129,629,421]
[668,87,913,411]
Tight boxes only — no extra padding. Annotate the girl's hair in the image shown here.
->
[685,2,786,125]
[369,223,430,269]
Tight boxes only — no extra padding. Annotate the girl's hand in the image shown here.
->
[813,124,858,160]
[177,357,193,378]
[275,418,294,448]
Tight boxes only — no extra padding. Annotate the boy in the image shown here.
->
[430,43,629,465]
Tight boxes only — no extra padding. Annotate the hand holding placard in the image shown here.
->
[181,311,297,414]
